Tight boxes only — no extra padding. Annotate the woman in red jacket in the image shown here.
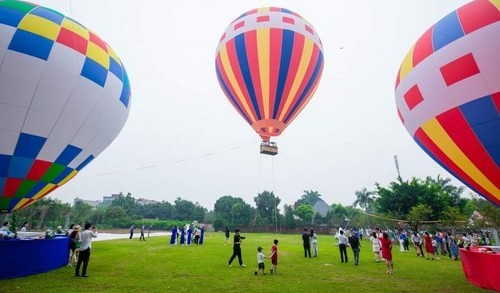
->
[379,232,393,274]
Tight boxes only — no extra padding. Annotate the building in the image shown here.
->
[312,198,330,217]
[137,198,159,205]
[101,193,121,207]
[73,197,100,208]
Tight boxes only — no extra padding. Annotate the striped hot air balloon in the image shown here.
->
[395,0,499,205]
[215,7,324,153]
[0,1,131,212]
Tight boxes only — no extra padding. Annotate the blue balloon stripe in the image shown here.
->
[31,6,64,25]
[0,6,26,27]
[414,135,498,206]
[9,29,54,61]
[216,66,252,125]
[81,57,107,87]
[273,29,294,118]
[7,157,33,178]
[52,167,73,184]
[0,155,11,177]
[13,133,46,159]
[460,95,500,166]
[120,70,131,108]
[235,34,261,120]
[284,52,323,124]
[54,145,82,166]
[7,197,21,211]
[27,181,46,198]
[432,11,464,52]
[76,155,94,171]
[0,178,5,196]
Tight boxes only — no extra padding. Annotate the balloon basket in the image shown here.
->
[260,141,278,156]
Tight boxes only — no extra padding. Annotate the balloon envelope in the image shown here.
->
[0,1,131,212]
[215,7,324,141]
[395,0,499,205]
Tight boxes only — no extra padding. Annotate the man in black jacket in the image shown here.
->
[348,231,361,265]
[228,229,245,267]
[302,229,311,258]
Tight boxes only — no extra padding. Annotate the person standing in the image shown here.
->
[424,232,437,260]
[412,232,424,257]
[139,225,146,241]
[169,226,178,245]
[228,229,245,267]
[75,223,97,278]
[379,232,393,274]
[68,225,81,267]
[398,231,406,252]
[19,222,29,232]
[199,225,205,245]
[254,247,267,275]
[310,229,318,257]
[270,239,279,275]
[338,230,348,263]
[147,224,152,238]
[370,232,382,262]
[187,226,193,245]
[302,229,311,258]
[129,225,135,240]
[348,231,361,265]
[180,226,186,245]
[224,226,231,245]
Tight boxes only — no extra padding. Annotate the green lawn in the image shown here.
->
[3,232,490,292]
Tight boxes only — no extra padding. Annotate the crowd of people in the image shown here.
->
[169,224,205,245]
[223,226,496,278]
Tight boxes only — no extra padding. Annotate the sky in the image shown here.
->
[37,0,475,210]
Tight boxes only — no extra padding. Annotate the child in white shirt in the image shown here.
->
[254,246,267,275]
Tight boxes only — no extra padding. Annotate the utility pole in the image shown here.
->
[394,155,402,183]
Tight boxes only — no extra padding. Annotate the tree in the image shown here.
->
[173,197,195,220]
[254,191,281,227]
[111,193,137,218]
[466,196,500,228]
[407,204,432,230]
[105,206,128,227]
[295,204,314,223]
[283,205,297,229]
[214,195,252,228]
[353,188,376,211]
[294,190,321,209]
[326,203,349,227]
[71,200,93,225]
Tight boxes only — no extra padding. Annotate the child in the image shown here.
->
[270,239,278,274]
[254,247,267,275]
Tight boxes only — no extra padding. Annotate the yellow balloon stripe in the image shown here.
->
[279,38,313,121]
[489,0,499,9]
[257,28,270,119]
[19,14,61,41]
[58,170,78,186]
[219,45,256,123]
[87,42,110,69]
[32,183,56,200]
[399,45,415,83]
[422,118,499,198]
[13,198,31,211]
[61,18,89,40]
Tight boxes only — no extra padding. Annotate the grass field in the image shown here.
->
[3,232,490,293]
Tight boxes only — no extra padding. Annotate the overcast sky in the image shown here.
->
[38,0,474,210]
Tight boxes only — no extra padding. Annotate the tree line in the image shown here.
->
[4,175,499,233]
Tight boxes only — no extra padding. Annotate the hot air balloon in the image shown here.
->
[0,1,131,212]
[395,0,499,206]
[215,7,324,155]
